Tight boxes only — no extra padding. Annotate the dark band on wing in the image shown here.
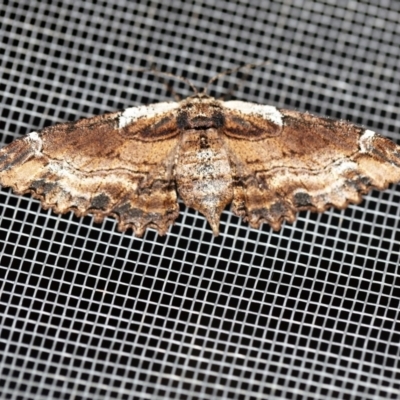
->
[223,112,282,139]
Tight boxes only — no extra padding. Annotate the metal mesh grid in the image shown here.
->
[1,0,400,399]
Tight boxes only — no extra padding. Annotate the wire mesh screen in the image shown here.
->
[1,0,400,399]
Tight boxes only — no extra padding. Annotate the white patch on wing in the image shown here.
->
[331,160,358,174]
[223,100,283,126]
[47,160,64,175]
[27,131,40,141]
[359,129,376,153]
[118,102,179,129]
[25,131,43,153]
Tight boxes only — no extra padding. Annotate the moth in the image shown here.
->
[0,90,400,236]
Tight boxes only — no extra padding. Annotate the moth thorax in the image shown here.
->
[176,108,225,130]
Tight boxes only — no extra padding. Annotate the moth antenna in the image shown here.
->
[201,60,271,96]
[128,64,199,99]
[220,68,252,101]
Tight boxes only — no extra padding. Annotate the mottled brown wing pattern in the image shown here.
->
[2,95,400,236]
[0,102,181,236]
[222,102,400,230]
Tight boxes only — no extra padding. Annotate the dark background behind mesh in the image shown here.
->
[1,1,400,399]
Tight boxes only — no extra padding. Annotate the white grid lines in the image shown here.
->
[1,0,400,399]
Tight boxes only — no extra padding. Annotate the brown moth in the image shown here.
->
[0,93,400,236]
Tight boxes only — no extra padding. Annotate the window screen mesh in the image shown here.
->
[1,1,400,399]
